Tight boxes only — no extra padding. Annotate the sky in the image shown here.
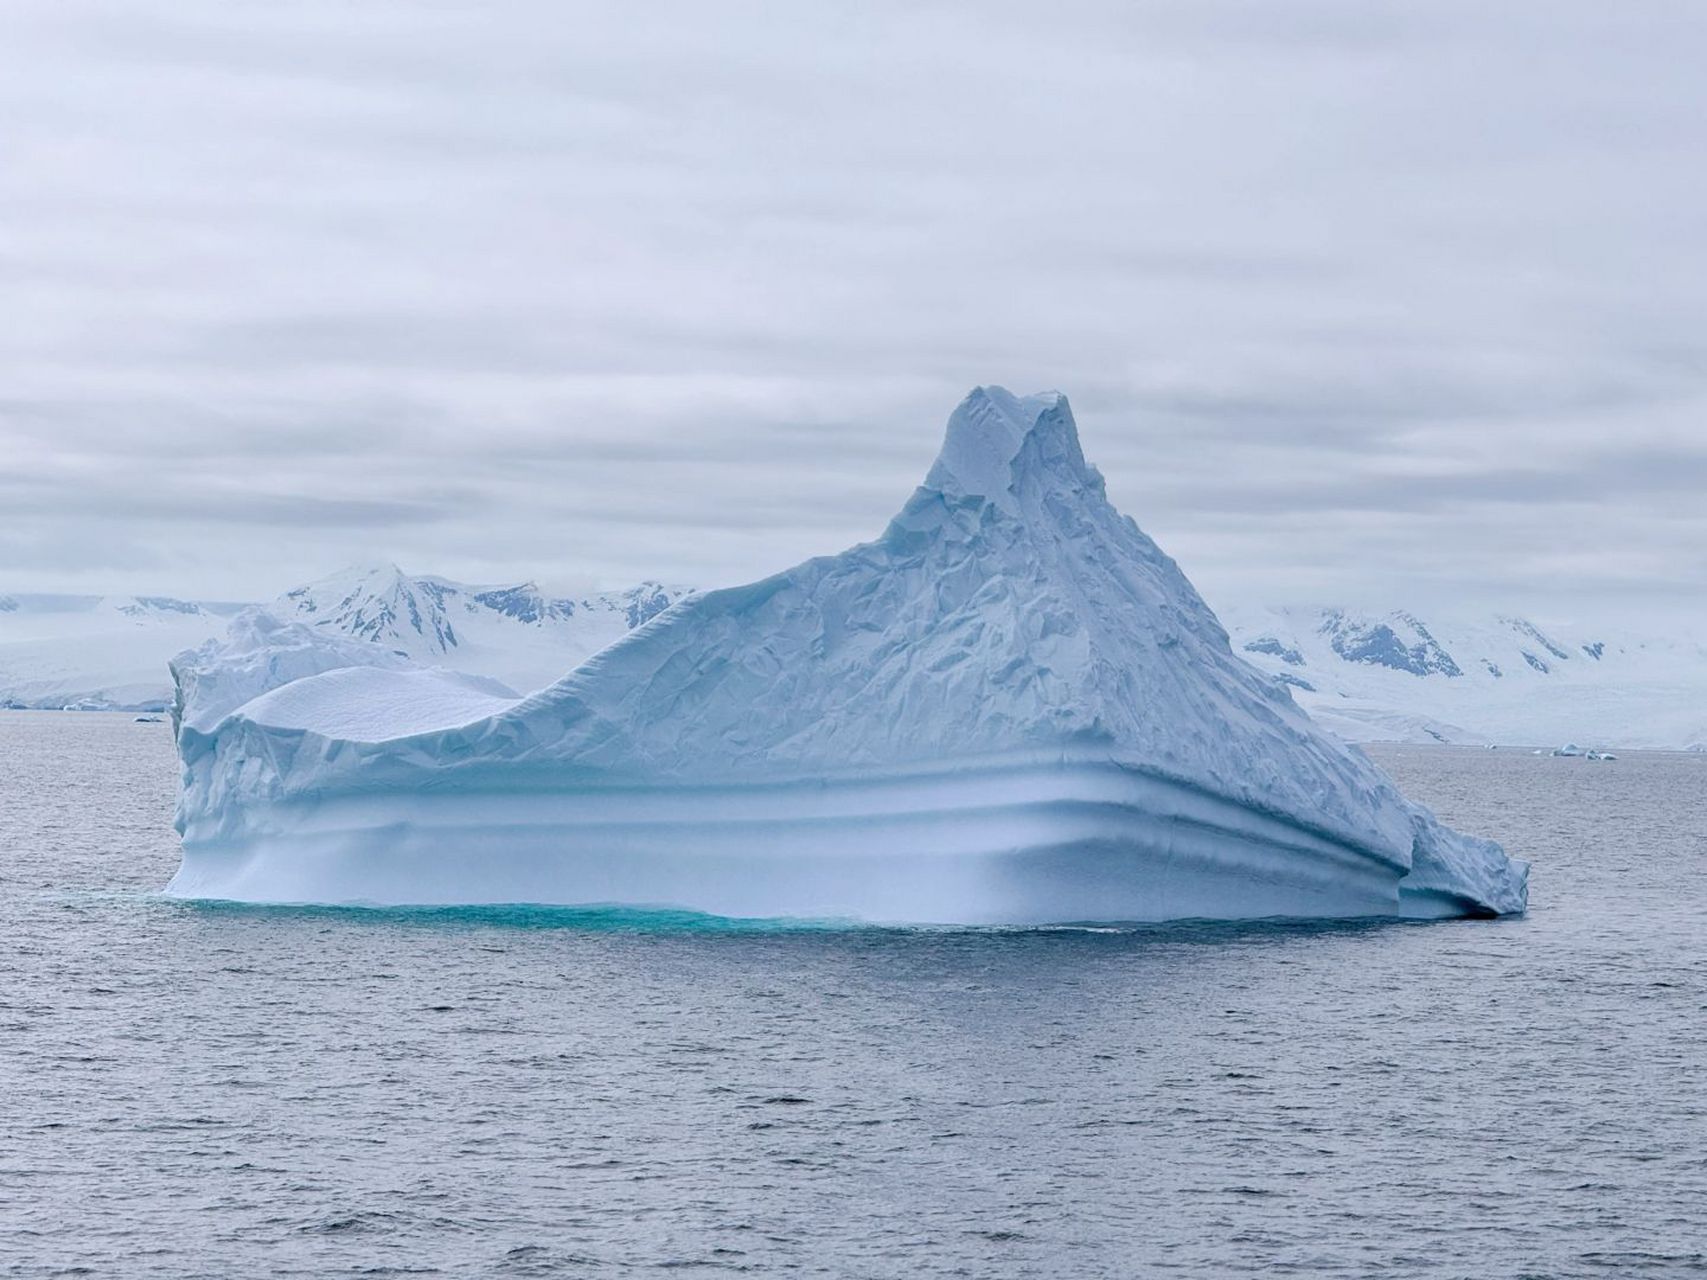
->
[3,0,1705,621]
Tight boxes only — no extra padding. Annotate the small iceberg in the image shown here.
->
[1547,743,1616,760]
[165,388,1527,924]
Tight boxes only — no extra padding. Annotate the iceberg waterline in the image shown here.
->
[168,388,1528,922]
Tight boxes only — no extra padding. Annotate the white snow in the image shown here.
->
[171,608,519,741]
[172,609,412,735]
[2,572,689,713]
[166,387,1527,923]
[1301,705,1483,747]
[1220,604,1707,749]
[274,565,690,696]
[237,666,519,741]
[0,595,242,711]
[9,574,1700,753]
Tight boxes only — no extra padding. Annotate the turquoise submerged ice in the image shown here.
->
[168,388,1528,922]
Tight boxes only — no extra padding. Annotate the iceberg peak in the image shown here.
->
[922,385,1091,516]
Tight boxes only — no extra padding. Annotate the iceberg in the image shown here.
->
[166,388,1527,923]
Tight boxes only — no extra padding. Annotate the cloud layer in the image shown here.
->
[3,0,1705,617]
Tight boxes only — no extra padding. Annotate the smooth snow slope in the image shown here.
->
[0,595,241,711]
[171,609,518,741]
[168,388,1527,922]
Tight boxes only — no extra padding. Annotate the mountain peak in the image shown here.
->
[292,563,411,600]
[352,562,409,588]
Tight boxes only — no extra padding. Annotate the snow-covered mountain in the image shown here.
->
[274,565,691,695]
[1219,605,1707,749]
[0,595,247,710]
[0,570,693,710]
[6,573,1701,750]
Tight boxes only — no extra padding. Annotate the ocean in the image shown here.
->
[1,711,1702,1277]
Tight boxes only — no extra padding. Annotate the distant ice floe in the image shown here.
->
[1538,744,1618,760]
[166,388,1527,924]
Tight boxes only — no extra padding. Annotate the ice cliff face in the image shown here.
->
[169,388,1527,921]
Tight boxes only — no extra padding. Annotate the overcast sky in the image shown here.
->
[3,1,1705,620]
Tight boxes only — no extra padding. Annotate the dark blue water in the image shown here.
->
[2,712,1704,1277]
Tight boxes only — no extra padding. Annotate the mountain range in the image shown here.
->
[4,571,1703,749]
[0,594,250,712]
[0,568,689,712]
[272,565,687,696]
[1219,605,1707,750]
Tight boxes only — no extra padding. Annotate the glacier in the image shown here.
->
[1221,603,1707,749]
[0,572,690,713]
[0,594,244,711]
[166,388,1528,923]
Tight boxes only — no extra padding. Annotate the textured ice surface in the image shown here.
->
[168,388,1528,921]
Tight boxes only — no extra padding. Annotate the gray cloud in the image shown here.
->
[2,0,1705,620]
